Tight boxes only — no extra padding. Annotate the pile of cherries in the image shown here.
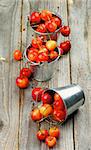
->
[36,126,60,148]
[27,37,59,63]
[28,9,70,37]
[31,87,67,123]
[29,10,62,33]
[30,87,67,147]
[13,9,71,148]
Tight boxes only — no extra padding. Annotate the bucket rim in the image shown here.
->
[24,43,61,66]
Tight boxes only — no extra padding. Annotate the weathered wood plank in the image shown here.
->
[19,0,41,150]
[0,0,22,149]
[68,0,91,149]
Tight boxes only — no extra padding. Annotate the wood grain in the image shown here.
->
[0,0,22,149]
[0,0,91,150]
[68,0,91,149]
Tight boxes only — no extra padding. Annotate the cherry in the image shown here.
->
[29,12,41,23]
[60,26,70,36]
[53,99,65,111]
[49,51,58,60]
[37,52,49,63]
[53,109,66,121]
[31,37,42,49]
[60,40,71,54]
[16,76,29,89]
[52,17,62,27]
[47,21,57,32]
[29,47,39,53]
[13,50,22,61]
[41,93,53,104]
[40,10,52,21]
[40,104,53,117]
[45,136,56,148]
[20,68,33,78]
[31,108,42,121]
[46,40,57,51]
[36,24,46,33]
[37,129,49,141]
[39,45,49,54]
[28,51,38,62]
[49,126,60,139]
[32,87,44,102]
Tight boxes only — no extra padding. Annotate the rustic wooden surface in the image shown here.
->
[0,0,91,150]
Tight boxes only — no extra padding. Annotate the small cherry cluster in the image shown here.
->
[36,127,60,148]
[30,87,67,148]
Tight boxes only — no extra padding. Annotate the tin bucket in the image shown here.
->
[44,84,85,123]
[28,12,62,41]
[24,45,60,81]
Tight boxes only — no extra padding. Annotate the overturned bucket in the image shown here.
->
[43,84,85,124]
[24,44,60,82]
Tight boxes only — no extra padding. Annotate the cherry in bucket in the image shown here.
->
[29,12,41,24]
[39,104,53,117]
[41,92,53,104]
[53,109,66,121]
[46,40,57,51]
[40,10,52,21]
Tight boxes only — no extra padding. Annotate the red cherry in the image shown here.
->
[60,40,71,54]
[52,17,62,27]
[31,108,42,121]
[29,47,39,53]
[40,10,52,21]
[53,99,65,110]
[45,136,56,148]
[39,45,49,54]
[53,109,66,121]
[29,12,41,23]
[16,76,29,89]
[54,93,62,101]
[60,26,70,36]
[47,21,57,32]
[37,129,49,141]
[49,126,60,139]
[28,51,38,63]
[49,51,58,60]
[37,52,49,63]
[32,87,44,102]
[31,37,42,49]
[41,93,53,104]
[13,50,22,61]
[36,24,46,33]
[20,68,33,78]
